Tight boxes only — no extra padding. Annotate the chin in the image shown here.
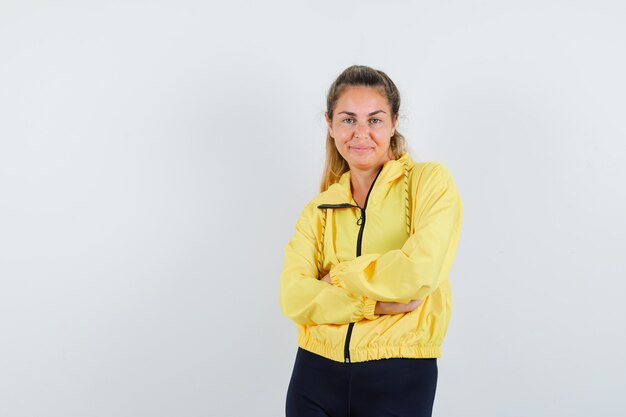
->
[347,156,383,170]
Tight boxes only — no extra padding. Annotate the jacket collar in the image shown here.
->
[316,153,412,206]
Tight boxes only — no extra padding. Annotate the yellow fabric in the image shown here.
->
[279,153,463,363]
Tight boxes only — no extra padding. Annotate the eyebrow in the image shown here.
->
[337,110,387,116]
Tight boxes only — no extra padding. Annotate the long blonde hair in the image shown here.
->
[320,65,407,192]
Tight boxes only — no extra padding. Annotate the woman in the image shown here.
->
[279,65,463,417]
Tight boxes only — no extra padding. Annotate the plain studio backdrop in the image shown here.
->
[1,1,625,416]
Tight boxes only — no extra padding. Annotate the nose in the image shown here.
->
[354,121,369,138]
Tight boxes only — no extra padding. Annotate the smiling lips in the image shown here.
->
[350,145,373,152]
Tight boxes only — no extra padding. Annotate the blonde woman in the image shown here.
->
[279,65,463,417]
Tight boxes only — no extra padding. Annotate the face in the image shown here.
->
[325,86,398,173]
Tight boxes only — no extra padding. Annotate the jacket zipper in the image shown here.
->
[343,167,384,363]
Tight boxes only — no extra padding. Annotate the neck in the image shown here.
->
[350,166,382,196]
[350,151,394,195]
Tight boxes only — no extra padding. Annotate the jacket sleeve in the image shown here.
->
[279,203,379,326]
[329,162,463,303]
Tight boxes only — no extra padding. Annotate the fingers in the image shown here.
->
[403,300,420,312]
[375,300,424,315]
[319,273,332,283]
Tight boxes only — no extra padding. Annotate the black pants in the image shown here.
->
[286,348,438,417]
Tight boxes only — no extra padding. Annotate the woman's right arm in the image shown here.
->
[279,204,379,326]
[319,273,422,315]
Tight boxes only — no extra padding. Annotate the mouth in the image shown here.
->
[349,145,372,153]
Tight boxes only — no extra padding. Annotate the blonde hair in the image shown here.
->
[320,65,407,192]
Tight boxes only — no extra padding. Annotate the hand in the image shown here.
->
[375,299,422,315]
[320,273,332,284]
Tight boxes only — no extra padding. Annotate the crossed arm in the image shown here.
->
[279,163,462,326]
[318,273,422,315]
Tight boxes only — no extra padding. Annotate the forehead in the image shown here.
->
[335,86,390,112]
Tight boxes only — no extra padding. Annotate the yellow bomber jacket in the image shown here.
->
[279,153,463,363]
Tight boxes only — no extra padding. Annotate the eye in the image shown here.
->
[369,118,383,125]
[342,118,355,124]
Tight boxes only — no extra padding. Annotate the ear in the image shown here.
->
[324,112,334,138]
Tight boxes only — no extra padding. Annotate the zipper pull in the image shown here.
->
[356,208,365,226]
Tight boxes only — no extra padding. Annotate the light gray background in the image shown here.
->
[1,1,625,416]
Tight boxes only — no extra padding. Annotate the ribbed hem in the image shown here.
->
[349,344,441,362]
[297,334,344,362]
[297,334,441,363]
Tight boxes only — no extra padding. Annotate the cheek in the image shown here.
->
[373,129,392,142]
[333,126,351,141]
[335,137,349,149]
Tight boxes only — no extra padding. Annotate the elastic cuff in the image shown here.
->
[330,267,343,287]
[362,298,379,321]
